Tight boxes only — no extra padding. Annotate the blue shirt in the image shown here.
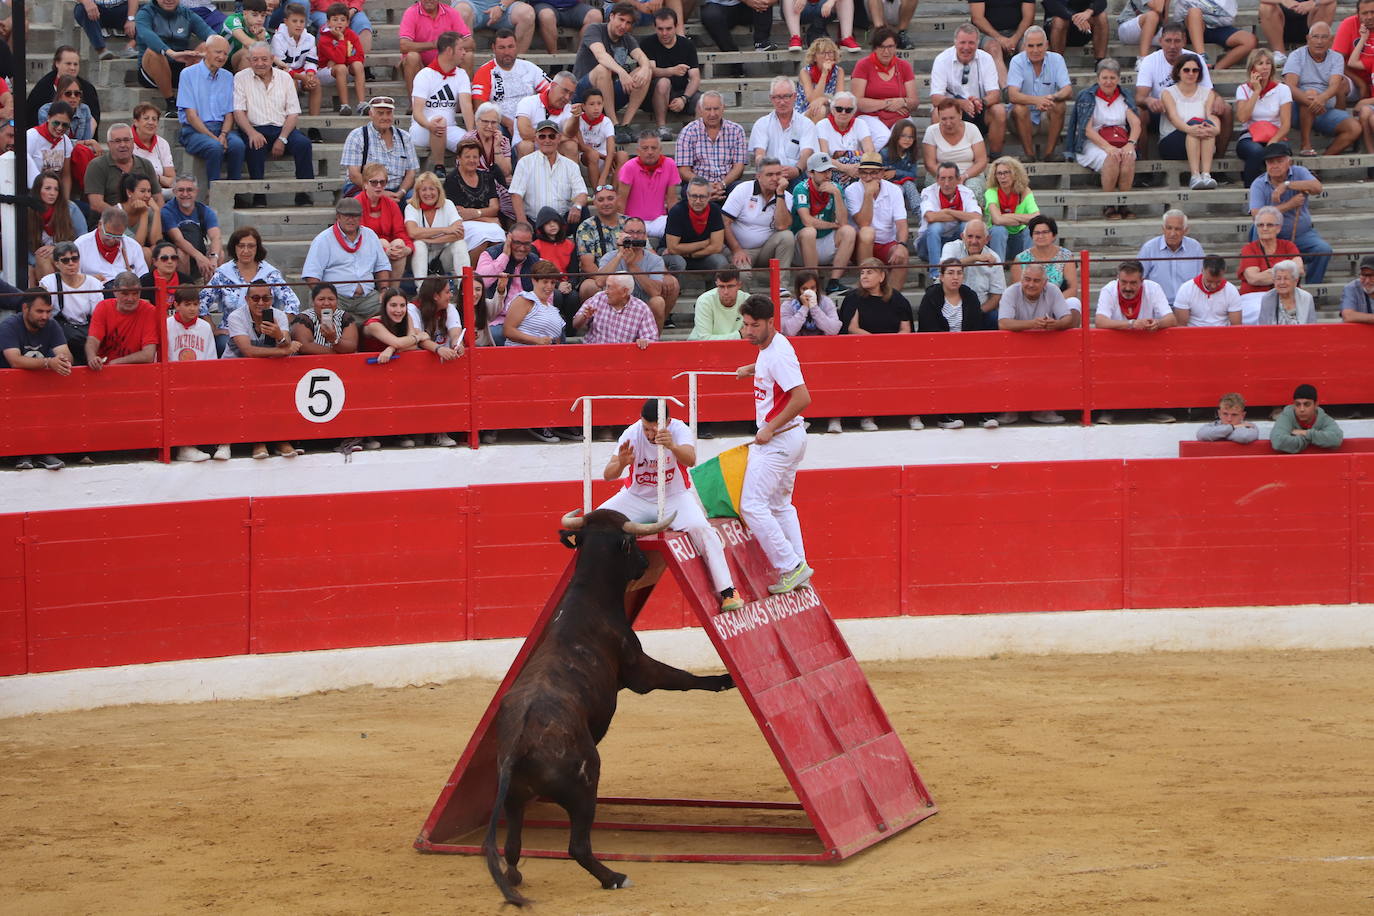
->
[1137,234,1205,305]
[161,198,219,236]
[301,225,390,296]
[1246,165,1316,238]
[1006,51,1070,100]
[176,62,235,127]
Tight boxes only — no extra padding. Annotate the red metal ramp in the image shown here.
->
[415,518,936,863]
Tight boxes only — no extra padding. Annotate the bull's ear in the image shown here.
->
[559,531,579,549]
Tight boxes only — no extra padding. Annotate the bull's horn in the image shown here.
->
[623,512,676,536]
[560,509,586,529]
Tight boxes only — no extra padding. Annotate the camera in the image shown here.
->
[623,238,647,248]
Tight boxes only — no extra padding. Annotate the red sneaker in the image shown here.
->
[788,35,803,52]
[839,37,861,53]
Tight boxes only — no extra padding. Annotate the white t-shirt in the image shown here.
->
[1094,279,1172,322]
[404,199,461,234]
[576,115,616,155]
[223,306,291,358]
[723,181,794,249]
[754,332,805,429]
[167,316,218,361]
[913,182,978,240]
[1173,278,1241,327]
[929,47,1000,99]
[472,58,549,122]
[74,230,149,285]
[617,417,692,499]
[515,94,573,132]
[132,135,175,180]
[1136,49,1213,99]
[813,117,873,167]
[406,302,462,337]
[921,122,984,180]
[39,272,105,325]
[1235,81,1293,131]
[26,128,73,186]
[748,111,818,167]
[845,179,908,244]
[271,25,318,72]
[411,63,472,127]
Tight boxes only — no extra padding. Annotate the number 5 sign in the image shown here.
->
[295,368,346,423]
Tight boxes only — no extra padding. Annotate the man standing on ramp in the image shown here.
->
[602,400,744,613]
[735,294,814,595]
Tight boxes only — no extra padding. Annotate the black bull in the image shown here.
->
[482,508,736,907]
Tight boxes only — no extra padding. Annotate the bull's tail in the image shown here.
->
[483,759,531,908]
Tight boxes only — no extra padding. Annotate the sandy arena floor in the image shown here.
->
[3,649,1373,915]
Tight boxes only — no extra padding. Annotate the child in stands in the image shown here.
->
[272,3,322,116]
[532,207,580,325]
[317,3,368,115]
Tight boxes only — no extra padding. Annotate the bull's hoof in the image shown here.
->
[604,873,632,889]
[714,674,736,692]
[506,867,523,887]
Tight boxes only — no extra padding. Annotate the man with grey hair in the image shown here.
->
[233,42,316,201]
[301,198,392,320]
[85,272,160,371]
[1138,208,1204,307]
[996,260,1075,424]
[515,69,577,158]
[1282,21,1362,156]
[83,124,161,216]
[929,22,1007,156]
[75,209,150,284]
[572,271,660,346]
[675,90,747,202]
[723,158,796,278]
[176,36,244,186]
[941,218,1005,328]
[664,176,730,274]
[1005,25,1072,161]
[749,77,817,182]
[509,117,589,226]
[161,174,223,281]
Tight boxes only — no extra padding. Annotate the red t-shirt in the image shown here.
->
[89,298,159,360]
[1334,16,1374,91]
[1237,239,1301,295]
[851,54,917,127]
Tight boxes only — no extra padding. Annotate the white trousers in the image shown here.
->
[740,423,807,573]
[598,488,735,593]
[411,239,470,279]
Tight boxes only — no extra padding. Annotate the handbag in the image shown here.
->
[1099,125,1131,148]
[1248,121,1278,144]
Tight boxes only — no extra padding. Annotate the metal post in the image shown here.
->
[462,266,478,449]
[1080,249,1092,427]
[672,371,739,442]
[7,0,27,288]
[656,397,666,523]
[583,398,593,514]
[570,395,684,520]
[770,258,781,308]
[0,153,15,286]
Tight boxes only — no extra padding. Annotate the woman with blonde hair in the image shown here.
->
[983,156,1040,261]
[798,38,847,121]
[404,170,467,280]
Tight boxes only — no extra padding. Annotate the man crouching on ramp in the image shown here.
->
[601,399,745,612]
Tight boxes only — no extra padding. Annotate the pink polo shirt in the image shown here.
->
[399,2,472,65]
[618,155,678,223]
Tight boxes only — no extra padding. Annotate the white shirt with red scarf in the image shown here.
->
[1095,278,1172,323]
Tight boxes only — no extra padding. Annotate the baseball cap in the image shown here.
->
[367,96,395,110]
[858,151,884,170]
[1262,142,1293,160]
[1359,255,1374,273]
[807,151,834,172]
[535,119,560,134]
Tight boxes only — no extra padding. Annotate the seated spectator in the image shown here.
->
[576,185,626,300]
[1271,383,1344,453]
[356,162,415,279]
[781,269,842,339]
[929,24,1006,157]
[1134,21,1233,156]
[405,0,481,94]
[317,2,369,115]
[923,100,988,198]
[791,152,857,299]
[411,275,466,362]
[408,30,473,173]
[1239,204,1303,323]
[125,104,174,193]
[782,0,856,52]
[502,260,566,347]
[75,0,140,61]
[751,77,818,183]
[39,241,103,364]
[1246,143,1331,285]
[118,173,163,268]
[917,258,996,429]
[405,170,470,279]
[984,156,1039,261]
[341,97,419,199]
[573,272,659,346]
[1283,22,1361,156]
[28,171,86,284]
[1174,0,1256,71]
[361,287,428,366]
[1139,209,1204,308]
[514,71,577,159]
[162,174,221,282]
[700,0,778,64]
[140,240,194,315]
[970,0,1036,84]
[228,279,302,459]
[840,256,917,431]
[618,131,677,238]
[80,124,156,218]
[532,0,601,55]
[663,177,729,275]
[532,208,580,324]
[1196,392,1259,444]
[1005,26,1071,163]
[1,291,72,471]
[272,4,322,117]
[301,198,392,320]
[998,261,1076,329]
[1045,0,1107,62]
[574,3,652,139]
[292,282,360,355]
[915,160,978,283]
[476,223,540,345]
[223,0,271,71]
[202,226,300,351]
[1011,214,1080,312]
[136,0,213,116]
[1262,0,1337,68]
[27,47,103,129]
[596,217,678,328]
[1173,253,1241,326]
[86,271,160,369]
[939,218,1005,329]
[864,0,917,50]
[688,268,746,340]
[724,158,797,285]
[1339,254,1374,324]
[1093,258,1176,332]
[1235,49,1293,186]
[1333,0,1374,100]
[233,44,316,199]
[1258,259,1316,324]
[509,118,588,226]
[815,91,876,190]
[851,28,918,149]
[1158,53,1220,190]
[567,89,621,189]
[880,119,921,216]
[797,38,846,123]
[26,103,75,194]
[458,102,515,219]
[166,285,224,462]
[1116,0,1169,61]
[470,30,547,136]
[675,92,748,202]
[176,37,244,187]
[184,0,228,32]
[38,77,102,189]
[76,208,149,286]
[640,9,701,139]
[1074,59,1140,218]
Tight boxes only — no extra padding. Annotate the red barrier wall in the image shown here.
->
[3,453,1372,678]
[5,325,1373,458]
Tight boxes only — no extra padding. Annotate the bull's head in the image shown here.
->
[559,508,677,581]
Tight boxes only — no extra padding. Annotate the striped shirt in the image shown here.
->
[508,152,587,218]
[675,118,747,184]
[575,290,659,345]
[503,295,565,345]
[232,67,301,127]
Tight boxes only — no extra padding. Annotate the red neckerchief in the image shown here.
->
[866,51,896,80]
[687,203,710,235]
[582,112,607,127]
[1095,86,1121,104]
[806,178,831,213]
[332,222,363,253]
[1297,413,1316,430]
[807,63,823,85]
[538,85,564,116]
[1259,80,1278,97]
[132,130,158,153]
[637,155,664,175]
[429,60,457,78]
[1117,283,1143,320]
[419,201,439,212]
[40,206,56,236]
[996,187,1021,214]
[34,122,59,145]
[175,312,198,329]
[938,188,960,210]
[1193,275,1222,296]
[826,113,855,136]
[94,230,122,263]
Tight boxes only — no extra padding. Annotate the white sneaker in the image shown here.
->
[908,416,924,430]
[212,444,231,461]
[826,418,842,434]
[1031,410,1065,424]
[982,416,999,429]
[1096,411,1114,425]
[1189,173,1204,190]
[1199,173,1217,189]
[398,437,416,448]
[430,432,458,447]
[1272,51,1286,68]
[937,417,963,429]
[996,412,1019,425]
[363,437,382,450]
[176,446,211,462]
[859,417,879,431]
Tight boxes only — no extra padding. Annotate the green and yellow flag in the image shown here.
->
[690,444,749,519]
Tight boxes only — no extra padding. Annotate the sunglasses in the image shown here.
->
[366,179,386,186]
[594,184,615,193]
[57,255,80,263]
[1180,66,1200,73]
[960,64,970,85]
[157,254,179,261]
[247,294,273,302]
[48,120,71,130]
[831,105,854,113]
[63,91,83,98]
[370,96,395,107]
